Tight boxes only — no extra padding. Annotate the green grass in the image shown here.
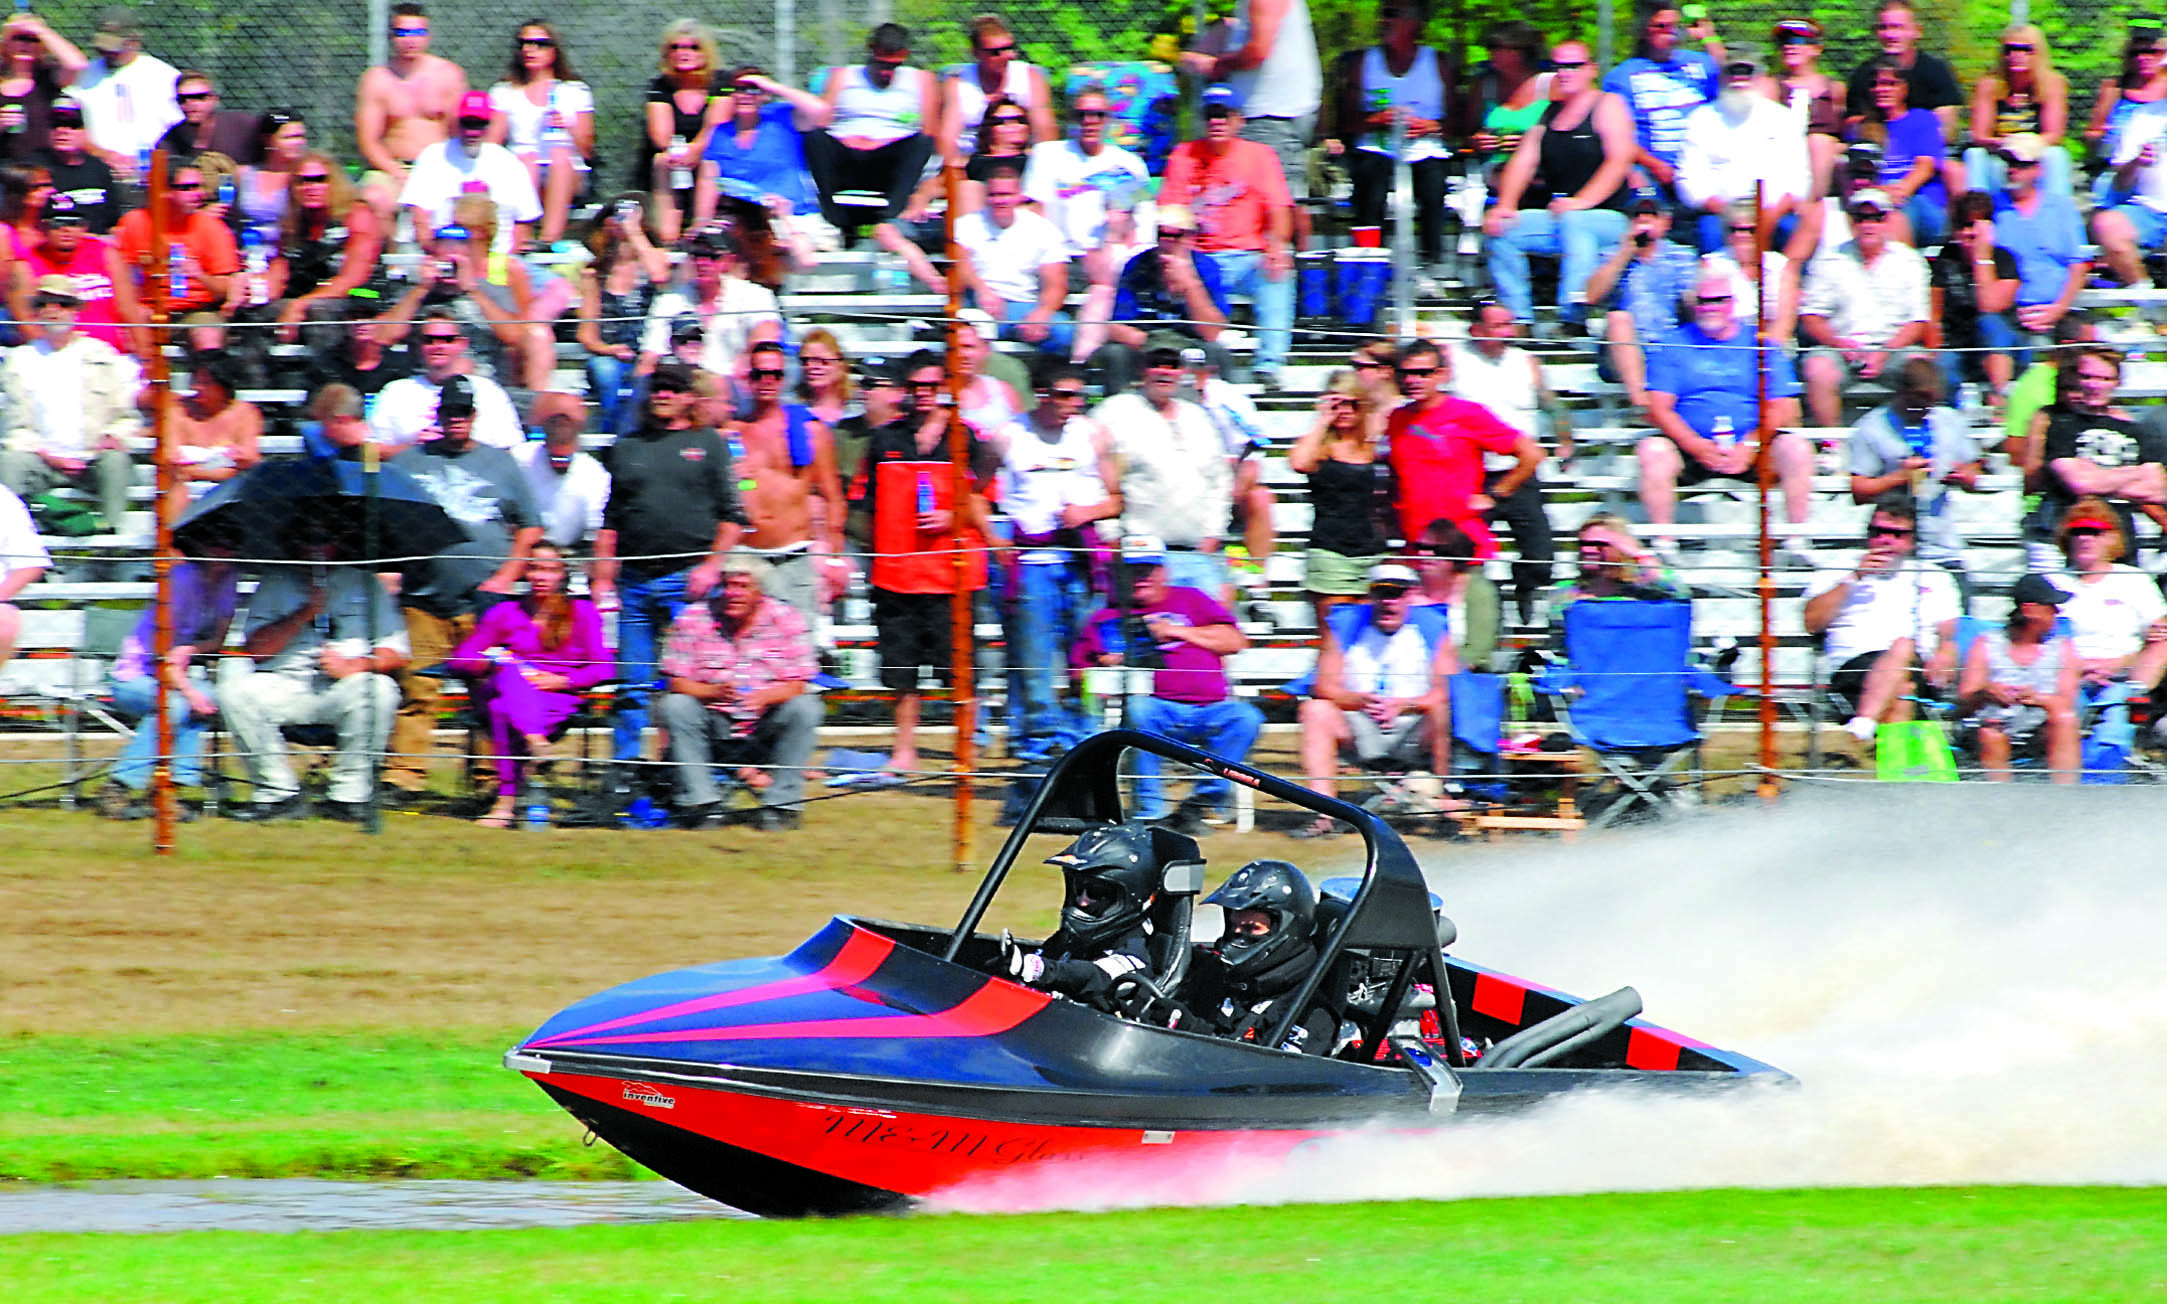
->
[5,1187,2162,1302]
[0,1032,634,1181]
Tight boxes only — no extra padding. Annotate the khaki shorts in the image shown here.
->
[1303,548,1382,597]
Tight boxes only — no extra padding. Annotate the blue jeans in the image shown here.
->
[586,352,643,436]
[109,675,210,790]
[1486,207,1629,323]
[1963,144,2073,202]
[1002,559,1093,758]
[612,566,695,762]
[977,293,1076,356]
[1906,193,1949,245]
[1212,250,1294,373]
[1941,311,2023,388]
[1161,550,1228,596]
[1125,695,1263,817]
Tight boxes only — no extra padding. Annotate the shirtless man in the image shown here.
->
[354,2,468,221]
[163,354,262,517]
[726,339,848,624]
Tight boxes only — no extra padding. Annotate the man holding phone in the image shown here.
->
[1583,189,1700,410]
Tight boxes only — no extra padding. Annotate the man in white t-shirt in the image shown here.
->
[955,163,1072,356]
[1802,494,1960,748]
[0,484,51,671]
[516,392,611,548]
[366,311,524,450]
[2048,501,2167,688]
[1296,563,1455,833]
[398,91,543,251]
[1022,84,1149,362]
[641,225,782,387]
[72,10,180,182]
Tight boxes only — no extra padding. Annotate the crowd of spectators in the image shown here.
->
[3,0,2166,825]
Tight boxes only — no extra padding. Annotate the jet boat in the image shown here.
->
[508,730,1786,1215]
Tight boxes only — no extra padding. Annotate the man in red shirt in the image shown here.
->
[11,193,139,355]
[1156,85,1294,384]
[1383,339,1542,556]
[114,156,238,316]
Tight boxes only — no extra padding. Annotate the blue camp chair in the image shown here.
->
[1535,600,1732,829]
[1448,671,1510,803]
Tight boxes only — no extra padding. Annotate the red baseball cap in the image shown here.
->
[2063,511,2118,531]
[457,90,491,123]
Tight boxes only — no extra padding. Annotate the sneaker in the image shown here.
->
[1152,804,1210,838]
[230,793,308,822]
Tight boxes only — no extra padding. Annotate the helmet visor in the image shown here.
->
[1067,874,1126,920]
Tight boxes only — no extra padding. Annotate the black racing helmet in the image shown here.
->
[1206,859,1317,981]
[1045,821,1161,950]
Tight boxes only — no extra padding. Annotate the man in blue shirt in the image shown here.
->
[1991,133,2089,350]
[1096,206,1232,393]
[1583,190,1699,410]
[1602,2,1719,206]
[1636,271,1814,549]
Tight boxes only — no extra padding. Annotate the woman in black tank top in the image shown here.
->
[1482,44,1637,324]
[1288,371,1387,627]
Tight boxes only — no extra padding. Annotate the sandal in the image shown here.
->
[477,803,516,829]
[1289,817,1341,840]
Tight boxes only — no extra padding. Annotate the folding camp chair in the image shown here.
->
[1535,600,1732,830]
[1453,670,1587,839]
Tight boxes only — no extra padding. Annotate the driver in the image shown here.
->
[1182,860,1338,1055]
[999,821,1162,1008]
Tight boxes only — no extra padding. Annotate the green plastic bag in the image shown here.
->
[1876,720,1958,783]
[32,493,102,538]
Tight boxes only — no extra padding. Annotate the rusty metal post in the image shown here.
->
[943,160,975,872]
[147,150,177,851]
[1754,181,1778,803]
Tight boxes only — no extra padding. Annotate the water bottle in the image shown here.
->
[523,797,550,830]
[215,175,236,210]
[668,133,691,191]
[1712,413,1737,450]
[135,145,150,182]
[167,240,187,302]
[239,227,268,306]
[542,83,570,154]
[915,470,936,517]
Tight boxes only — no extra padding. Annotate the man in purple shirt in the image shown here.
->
[1076,535,1258,835]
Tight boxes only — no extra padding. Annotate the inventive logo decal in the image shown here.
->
[622,1081,678,1109]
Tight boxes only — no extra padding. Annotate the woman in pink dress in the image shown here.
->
[450,544,612,826]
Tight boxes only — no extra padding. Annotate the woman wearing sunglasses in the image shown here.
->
[488,22,594,245]
[1966,25,2069,199]
[273,150,384,339]
[640,20,728,242]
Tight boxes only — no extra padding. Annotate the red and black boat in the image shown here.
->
[507,730,1786,1216]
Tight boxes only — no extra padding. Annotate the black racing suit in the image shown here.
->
[1177,941,1339,1055]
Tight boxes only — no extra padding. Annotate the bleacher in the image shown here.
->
[7,236,2166,745]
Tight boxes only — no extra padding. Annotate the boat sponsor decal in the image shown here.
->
[1469,971,1526,1023]
[542,977,1055,1050]
[621,1081,678,1110]
[531,928,897,1048]
[820,1110,1058,1165]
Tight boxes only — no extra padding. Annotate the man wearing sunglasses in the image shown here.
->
[399,89,541,253]
[1024,84,1149,365]
[1674,46,1807,252]
[1383,338,1540,566]
[1799,187,1929,427]
[1638,271,1813,552]
[157,71,258,164]
[941,13,1053,169]
[355,2,468,198]
[1991,134,2088,339]
[365,306,522,452]
[1846,357,1984,578]
[1158,85,1295,385]
[1803,493,1959,752]
[1181,0,1321,252]
[806,23,937,243]
[1097,206,1229,394]
[723,339,847,626]
[113,156,236,317]
[38,99,118,234]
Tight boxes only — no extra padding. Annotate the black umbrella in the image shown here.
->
[174,455,469,563]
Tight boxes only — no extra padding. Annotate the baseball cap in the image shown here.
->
[41,192,84,226]
[1370,562,1420,591]
[32,273,79,304]
[2009,573,2072,607]
[457,90,492,123]
[668,316,703,346]
[2063,508,2118,531]
[1722,45,1764,77]
[1201,84,1243,115]
[1155,203,1196,232]
[1121,534,1167,566]
[1626,187,1664,215]
[1774,18,1822,39]
[48,98,83,124]
[1848,187,1896,215]
[2000,132,2047,164]
[954,306,998,337]
[858,354,902,386]
[436,374,477,418]
[92,8,137,54]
